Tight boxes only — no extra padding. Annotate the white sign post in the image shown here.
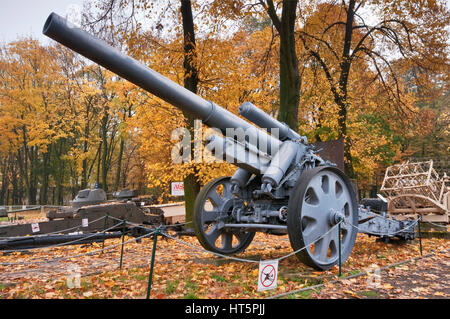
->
[171,182,184,196]
[82,218,89,228]
[257,259,278,291]
[31,223,40,233]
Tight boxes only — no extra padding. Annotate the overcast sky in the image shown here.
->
[0,0,449,45]
[0,0,85,44]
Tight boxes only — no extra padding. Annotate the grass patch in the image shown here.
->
[182,276,200,299]
[280,274,324,286]
[287,287,322,299]
[345,269,361,276]
[111,285,120,294]
[185,279,198,291]
[210,274,226,282]
[358,290,380,298]
[133,273,148,281]
[230,273,242,281]
[81,280,91,290]
[165,280,179,294]
[183,292,199,299]
[119,276,128,283]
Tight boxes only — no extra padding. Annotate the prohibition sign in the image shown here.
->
[260,264,276,287]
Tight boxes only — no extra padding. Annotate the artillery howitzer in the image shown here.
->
[42,13,416,270]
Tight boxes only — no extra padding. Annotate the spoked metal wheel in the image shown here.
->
[287,166,358,270]
[193,177,255,255]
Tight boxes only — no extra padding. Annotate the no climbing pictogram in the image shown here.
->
[257,260,278,291]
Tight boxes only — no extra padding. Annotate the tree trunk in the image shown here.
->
[0,158,9,205]
[28,146,38,205]
[101,108,109,191]
[11,166,20,205]
[114,137,125,191]
[337,0,356,178]
[20,126,30,204]
[264,0,300,132]
[81,101,91,189]
[40,146,50,204]
[114,106,130,191]
[181,0,201,224]
[277,0,300,132]
[81,152,88,189]
[56,140,65,205]
[96,141,102,188]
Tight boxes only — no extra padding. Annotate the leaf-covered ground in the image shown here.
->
[307,251,449,299]
[0,229,448,299]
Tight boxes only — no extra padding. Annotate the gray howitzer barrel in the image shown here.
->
[238,102,303,142]
[205,134,272,174]
[238,102,307,188]
[205,133,304,188]
[261,140,305,189]
[43,13,281,156]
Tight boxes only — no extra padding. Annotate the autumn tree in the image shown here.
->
[257,0,301,131]
[0,39,69,204]
[295,0,449,177]
[178,0,202,224]
[0,38,141,204]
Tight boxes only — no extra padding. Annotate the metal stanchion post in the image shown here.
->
[338,220,342,277]
[418,216,423,256]
[146,228,160,299]
[119,220,126,270]
[101,213,109,254]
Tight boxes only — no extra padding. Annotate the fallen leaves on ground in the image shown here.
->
[0,231,448,299]
[310,250,449,299]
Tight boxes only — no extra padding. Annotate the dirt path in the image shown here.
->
[311,250,450,299]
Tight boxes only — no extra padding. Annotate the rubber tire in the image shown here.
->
[287,166,359,270]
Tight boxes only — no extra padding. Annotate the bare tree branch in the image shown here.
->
[298,30,340,61]
[260,0,282,33]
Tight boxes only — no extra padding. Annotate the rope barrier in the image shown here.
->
[0,229,157,266]
[43,215,108,236]
[424,221,448,229]
[277,221,343,262]
[106,215,147,228]
[0,215,107,239]
[347,218,420,236]
[0,214,423,267]
[163,221,193,228]
[159,220,344,264]
[107,214,193,229]
[160,232,258,264]
[0,213,181,255]
[0,219,119,254]
[3,214,417,267]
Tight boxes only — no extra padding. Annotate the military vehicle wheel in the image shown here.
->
[287,166,358,270]
[193,177,255,255]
